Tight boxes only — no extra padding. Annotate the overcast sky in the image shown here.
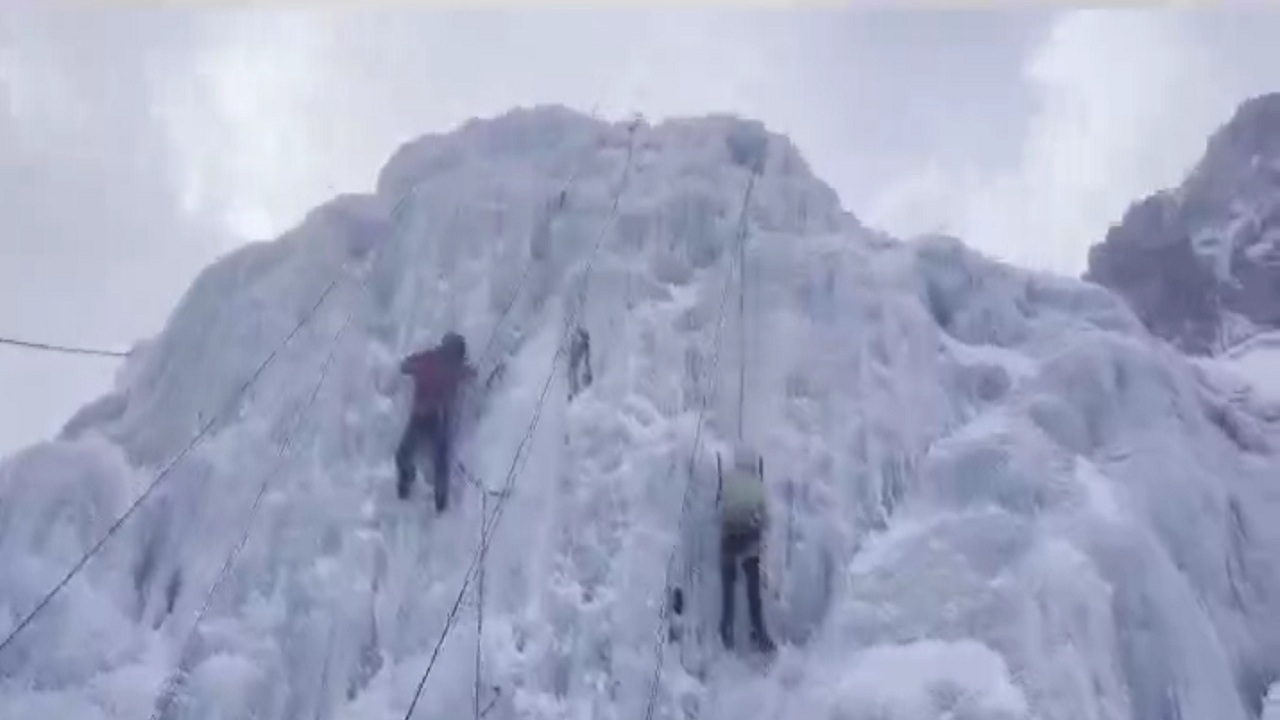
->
[1,6,1278,456]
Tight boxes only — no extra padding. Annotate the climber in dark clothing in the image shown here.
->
[567,327,593,399]
[396,331,476,510]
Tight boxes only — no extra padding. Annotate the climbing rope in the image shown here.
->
[473,486,500,720]
[143,108,631,720]
[736,172,750,442]
[455,464,508,720]
[0,273,350,660]
[0,105,643,720]
[147,162,484,716]
[415,109,624,441]
[143,154,481,717]
[0,335,129,358]
[399,117,641,720]
[641,165,761,720]
[564,113,642,334]
[149,296,359,720]
[0,106,657,720]
[474,103,615,371]
[475,488,485,720]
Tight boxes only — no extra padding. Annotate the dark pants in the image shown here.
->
[396,409,450,511]
[719,526,773,651]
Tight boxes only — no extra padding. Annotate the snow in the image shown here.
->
[1221,332,1280,404]
[1241,228,1280,266]
[5,105,1280,720]
[1231,349,1280,406]
[1265,683,1280,720]
[827,640,1032,719]
[1206,330,1280,420]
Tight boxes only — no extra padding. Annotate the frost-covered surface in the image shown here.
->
[4,106,1280,720]
[1195,330,1280,423]
[1087,92,1280,355]
[1226,343,1280,409]
[1265,682,1280,720]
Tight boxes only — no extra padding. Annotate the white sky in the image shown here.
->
[1,6,1278,457]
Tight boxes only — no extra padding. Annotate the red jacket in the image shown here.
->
[400,348,475,414]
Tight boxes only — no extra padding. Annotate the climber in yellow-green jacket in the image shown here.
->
[717,443,776,653]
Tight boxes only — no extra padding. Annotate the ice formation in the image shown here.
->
[3,106,1280,720]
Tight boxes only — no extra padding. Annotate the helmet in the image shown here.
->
[440,331,467,362]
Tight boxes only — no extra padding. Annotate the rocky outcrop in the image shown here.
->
[1087,93,1280,355]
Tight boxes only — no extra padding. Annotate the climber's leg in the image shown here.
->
[395,413,426,499]
[720,530,745,649]
[742,555,775,652]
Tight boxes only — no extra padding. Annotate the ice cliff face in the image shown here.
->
[1087,92,1280,355]
[2,105,1280,720]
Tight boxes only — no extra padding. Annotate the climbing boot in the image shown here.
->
[749,628,776,654]
[434,478,448,512]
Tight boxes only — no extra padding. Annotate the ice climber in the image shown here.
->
[567,327,593,399]
[717,443,776,653]
[396,331,476,511]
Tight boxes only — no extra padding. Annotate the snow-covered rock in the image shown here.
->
[1087,92,1280,355]
[3,105,1280,720]
[1192,330,1280,424]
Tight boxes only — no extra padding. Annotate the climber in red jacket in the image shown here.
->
[396,331,476,510]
